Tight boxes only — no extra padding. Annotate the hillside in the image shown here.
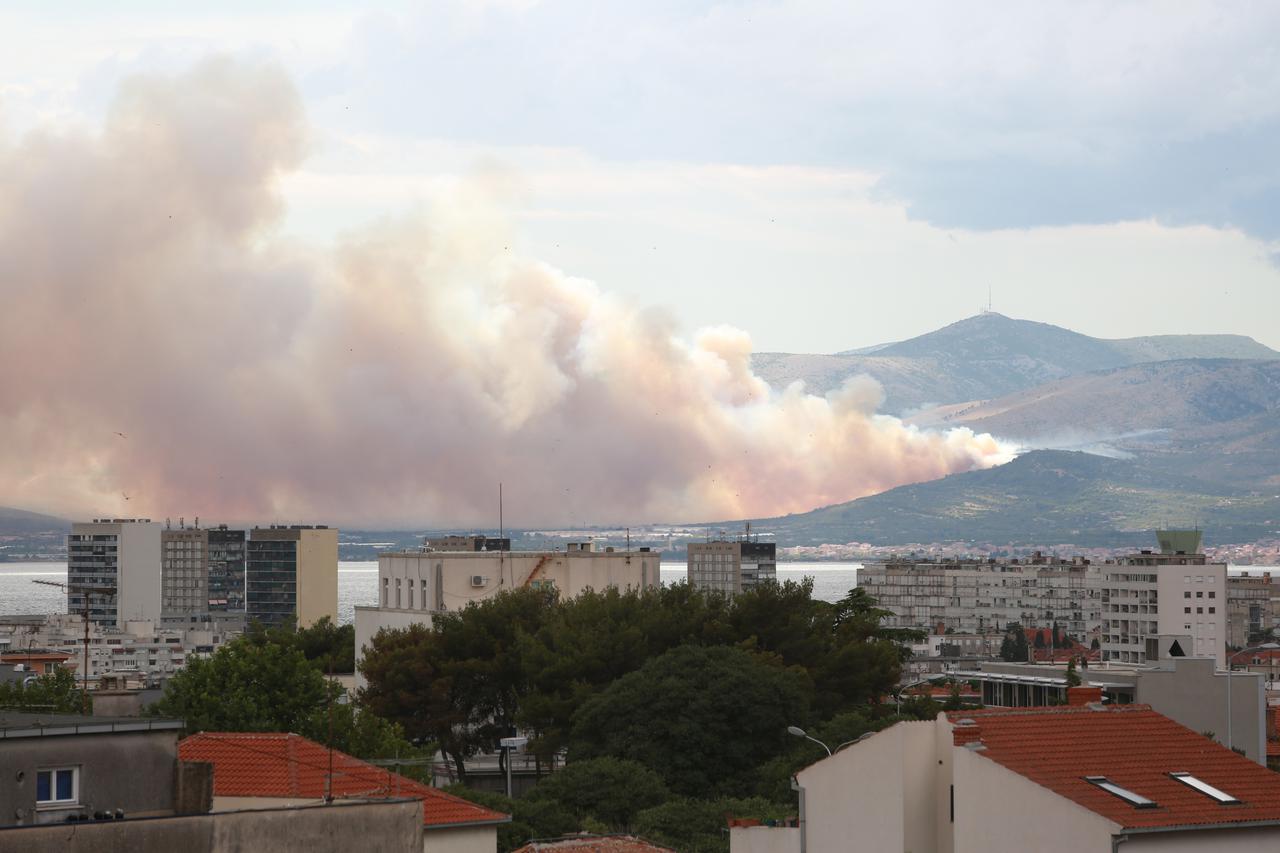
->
[751,313,1278,414]
[0,506,68,535]
[911,359,1280,490]
[752,450,1280,548]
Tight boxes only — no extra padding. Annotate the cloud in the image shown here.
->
[0,59,1013,528]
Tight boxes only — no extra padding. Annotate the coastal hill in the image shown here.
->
[752,313,1278,415]
[753,449,1280,548]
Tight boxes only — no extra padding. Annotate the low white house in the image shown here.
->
[740,687,1280,853]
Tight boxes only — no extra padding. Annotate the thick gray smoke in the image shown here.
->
[0,59,1013,527]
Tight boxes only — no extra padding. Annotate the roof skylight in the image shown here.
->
[1169,772,1240,804]
[1085,776,1157,809]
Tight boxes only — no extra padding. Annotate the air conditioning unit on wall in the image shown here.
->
[470,575,487,588]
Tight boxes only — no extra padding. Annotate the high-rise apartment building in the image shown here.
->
[1101,531,1227,667]
[66,519,162,627]
[246,525,338,628]
[161,527,209,618]
[207,526,247,612]
[858,553,1101,637]
[686,539,777,596]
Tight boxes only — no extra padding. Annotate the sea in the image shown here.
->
[0,561,866,625]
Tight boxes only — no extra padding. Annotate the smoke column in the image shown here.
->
[0,59,1013,527]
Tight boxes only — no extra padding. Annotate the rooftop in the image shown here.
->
[947,704,1280,830]
[0,712,184,739]
[179,732,508,830]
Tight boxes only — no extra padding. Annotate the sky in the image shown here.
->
[1,2,1278,527]
[4,1,1278,353]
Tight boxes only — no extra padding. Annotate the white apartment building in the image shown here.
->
[1101,546,1227,667]
[354,541,661,685]
[67,518,162,627]
[0,613,239,685]
[857,553,1101,638]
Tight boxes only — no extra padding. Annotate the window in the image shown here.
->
[1196,591,1203,598]
[1184,607,1191,614]
[1085,776,1156,808]
[1209,607,1215,614]
[1197,608,1203,614]
[1184,591,1191,599]
[1169,772,1240,804]
[36,767,78,806]
[1209,591,1216,599]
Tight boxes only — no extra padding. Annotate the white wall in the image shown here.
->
[1124,825,1280,851]
[952,746,1117,853]
[118,521,162,626]
[423,825,497,853]
[353,606,434,689]
[728,826,799,853]
[1157,562,1226,667]
[797,721,938,852]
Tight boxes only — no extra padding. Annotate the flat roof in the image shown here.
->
[0,712,185,739]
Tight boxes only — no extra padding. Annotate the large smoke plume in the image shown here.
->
[0,59,1012,527]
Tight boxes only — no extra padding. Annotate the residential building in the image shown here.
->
[207,526,247,613]
[354,542,661,686]
[687,539,777,595]
[179,732,508,852]
[1102,531,1227,667]
[1228,571,1276,649]
[66,518,162,627]
[955,653,1266,763]
[0,613,240,686]
[777,693,1280,853]
[858,552,1101,637]
[246,525,338,629]
[162,526,210,619]
[0,712,187,827]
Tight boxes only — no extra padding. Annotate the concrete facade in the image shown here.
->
[1227,571,1276,649]
[0,715,185,827]
[0,798,423,853]
[1102,550,1227,667]
[67,519,162,627]
[728,826,799,853]
[858,553,1101,637]
[687,540,777,596]
[162,527,210,619]
[246,526,338,628]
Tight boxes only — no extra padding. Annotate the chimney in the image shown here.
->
[1067,686,1103,707]
[952,719,982,747]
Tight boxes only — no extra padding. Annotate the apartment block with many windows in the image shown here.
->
[66,519,162,628]
[245,525,338,629]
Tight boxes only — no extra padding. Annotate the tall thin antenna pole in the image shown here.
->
[499,482,503,546]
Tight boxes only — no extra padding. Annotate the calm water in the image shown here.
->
[0,560,864,625]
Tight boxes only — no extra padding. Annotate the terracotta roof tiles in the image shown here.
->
[512,836,675,852]
[947,705,1280,830]
[179,732,508,829]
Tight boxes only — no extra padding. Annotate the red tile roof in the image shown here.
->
[179,732,508,829]
[947,705,1280,830]
[513,836,675,852]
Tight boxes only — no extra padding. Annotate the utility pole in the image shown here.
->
[32,579,115,715]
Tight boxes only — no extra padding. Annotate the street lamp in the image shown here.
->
[787,726,831,756]
[1226,642,1279,754]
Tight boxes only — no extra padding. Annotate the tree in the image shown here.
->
[152,635,418,763]
[444,785,578,853]
[523,757,670,831]
[1066,657,1082,687]
[0,667,87,713]
[247,616,356,673]
[634,797,791,853]
[568,645,811,798]
[1000,624,1029,662]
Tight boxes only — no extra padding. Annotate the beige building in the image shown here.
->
[1102,537,1227,667]
[858,553,1101,638]
[162,527,210,619]
[742,693,1280,853]
[245,526,338,629]
[687,540,777,596]
[66,519,162,628]
[355,541,660,685]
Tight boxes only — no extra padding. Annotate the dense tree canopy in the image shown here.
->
[0,667,87,714]
[150,634,422,764]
